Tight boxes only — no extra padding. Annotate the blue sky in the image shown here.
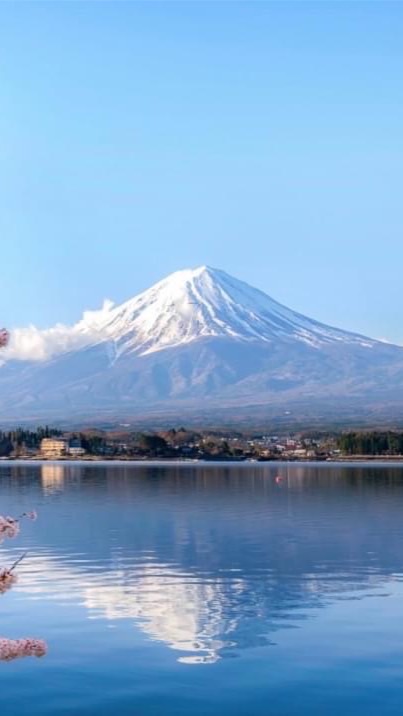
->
[1,1,402,342]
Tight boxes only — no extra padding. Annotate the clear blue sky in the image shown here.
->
[1,1,402,342]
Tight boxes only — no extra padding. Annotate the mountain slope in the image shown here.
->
[1,266,403,423]
[71,265,378,356]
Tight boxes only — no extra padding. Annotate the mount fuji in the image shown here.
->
[2,266,403,424]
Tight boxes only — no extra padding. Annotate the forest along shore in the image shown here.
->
[3,427,403,462]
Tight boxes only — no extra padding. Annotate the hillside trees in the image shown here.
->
[338,431,403,456]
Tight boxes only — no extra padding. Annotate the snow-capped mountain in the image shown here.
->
[75,265,376,356]
[1,266,403,423]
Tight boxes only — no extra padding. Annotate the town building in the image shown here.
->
[40,437,68,458]
[68,439,86,457]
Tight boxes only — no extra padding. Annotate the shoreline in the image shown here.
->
[3,456,403,466]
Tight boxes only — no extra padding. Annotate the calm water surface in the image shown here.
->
[1,462,403,715]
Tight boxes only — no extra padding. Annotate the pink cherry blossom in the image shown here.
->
[22,510,37,522]
[0,638,47,661]
[0,516,20,543]
[0,508,46,663]
[0,510,38,544]
[0,569,17,595]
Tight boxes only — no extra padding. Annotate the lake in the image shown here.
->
[1,461,403,715]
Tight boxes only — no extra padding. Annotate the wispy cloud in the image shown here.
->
[2,300,115,362]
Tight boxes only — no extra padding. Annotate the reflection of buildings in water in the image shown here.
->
[40,464,82,495]
[41,464,65,494]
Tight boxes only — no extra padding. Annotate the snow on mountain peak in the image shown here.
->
[95,265,376,357]
[3,266,377,364]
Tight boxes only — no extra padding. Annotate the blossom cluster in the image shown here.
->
[1,507,48,662]
[22,510,38,522]
[0,638,47,661]
[0,511,37,544]
[0,569,17,595]
[0,516,20,543]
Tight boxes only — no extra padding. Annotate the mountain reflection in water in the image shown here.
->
[1,462,403,666]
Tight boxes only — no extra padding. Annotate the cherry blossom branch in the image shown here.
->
[0,500,48,661]
[0,554,28,595]
[0,568,17,595]
[8,552,28,573]
[0,511,37,543]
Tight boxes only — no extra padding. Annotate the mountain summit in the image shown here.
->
[73,265,376,358]
[1,266,403,423]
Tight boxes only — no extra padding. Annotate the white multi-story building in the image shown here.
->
[40,437,68,458]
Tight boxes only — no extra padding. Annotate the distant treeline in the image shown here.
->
[338,432,403,456]
[0,426,62,456]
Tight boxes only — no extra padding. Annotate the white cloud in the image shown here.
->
[2,299,115,362]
